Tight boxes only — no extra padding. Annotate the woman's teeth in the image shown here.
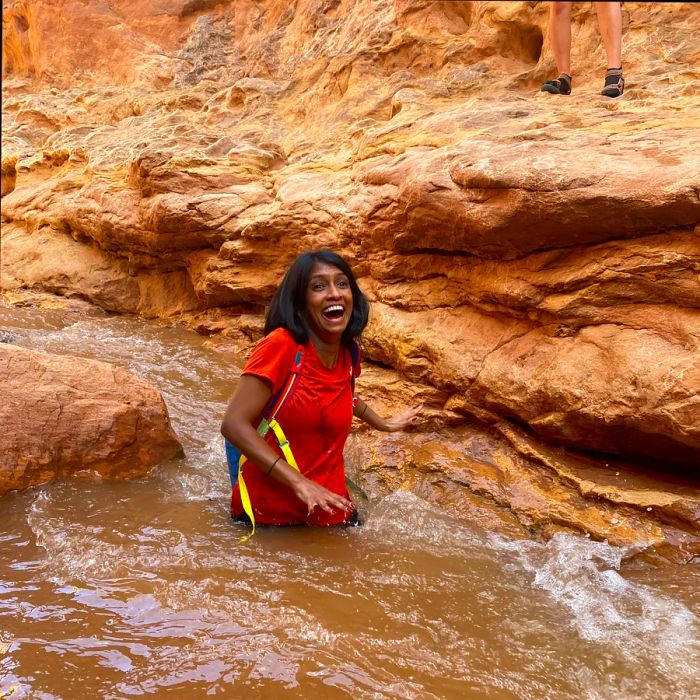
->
[323,305,344,319]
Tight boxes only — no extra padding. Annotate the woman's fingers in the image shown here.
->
[313,494,352,514]
[385,403,425,432]
[302,482,352,515]
[402,403,424,420]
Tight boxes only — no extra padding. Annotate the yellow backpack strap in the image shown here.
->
[237,453,256,542]
[268,419,300,472]
[237,419,270,542]
[237,418,300,542]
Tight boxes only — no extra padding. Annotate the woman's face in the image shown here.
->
[304,261,354,341]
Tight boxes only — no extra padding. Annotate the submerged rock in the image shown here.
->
[348,364,700,564]
[0,344,183,496]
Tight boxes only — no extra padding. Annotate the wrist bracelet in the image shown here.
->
[267,456,281,475]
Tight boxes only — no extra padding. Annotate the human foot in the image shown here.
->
[540,73,572,95]
[601,68,624,97]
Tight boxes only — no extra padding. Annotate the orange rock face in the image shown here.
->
[2,1,699,554]
[0,344,183,495]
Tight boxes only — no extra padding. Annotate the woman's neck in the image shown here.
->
[308,329,341,368]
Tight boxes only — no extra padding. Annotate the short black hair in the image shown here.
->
[264,250,370,347]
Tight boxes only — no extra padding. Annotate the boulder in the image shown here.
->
[0,344,183,496]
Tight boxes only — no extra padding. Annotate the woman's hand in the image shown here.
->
[382,403,424,432]
[292,475,353,516]
[354,399,424,433]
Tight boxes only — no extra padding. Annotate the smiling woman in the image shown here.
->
[221,250,423,531]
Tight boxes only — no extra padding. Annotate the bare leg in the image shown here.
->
[549,2,573,75]
[594,1,622,68]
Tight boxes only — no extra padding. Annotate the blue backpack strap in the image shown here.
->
[349,340,361,395]
[225,439,243,487]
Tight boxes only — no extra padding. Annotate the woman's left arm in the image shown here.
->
[353,399,423,432]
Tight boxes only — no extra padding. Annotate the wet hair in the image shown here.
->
[264,250,370,347]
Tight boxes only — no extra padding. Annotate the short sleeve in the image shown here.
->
[242,328,298,395]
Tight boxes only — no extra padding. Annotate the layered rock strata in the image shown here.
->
[2,1,699,557]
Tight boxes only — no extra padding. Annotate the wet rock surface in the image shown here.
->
[348,365,700,564]
[2,1,699,558]
[0,343,183,496]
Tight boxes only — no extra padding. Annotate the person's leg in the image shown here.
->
[595,1,624,96]
[594,1,622,69]
[541,2,573,94]
[550,1,573,76]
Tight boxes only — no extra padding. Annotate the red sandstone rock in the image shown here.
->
[0,223,200,317]
[0,344,183,496]
[2,1,699,551]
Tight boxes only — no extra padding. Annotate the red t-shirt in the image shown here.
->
[230,328,360,526]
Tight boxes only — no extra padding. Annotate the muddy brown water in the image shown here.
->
[1,305,699,699]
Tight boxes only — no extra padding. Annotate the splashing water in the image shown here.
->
[1,307,699,699]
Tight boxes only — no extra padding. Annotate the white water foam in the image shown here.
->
[362,490,488,554]
[494,531,700,699]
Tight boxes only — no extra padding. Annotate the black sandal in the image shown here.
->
[540,73,572,95]
[601,68,624,97]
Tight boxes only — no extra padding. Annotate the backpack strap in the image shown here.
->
[266,346,304,421]
[237,345,305,542]
[349,340,361,403]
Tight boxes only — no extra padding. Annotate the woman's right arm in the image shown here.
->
[221,375,352,515]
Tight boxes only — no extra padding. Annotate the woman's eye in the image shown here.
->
[338,280,349,288]
[312,283,325,291]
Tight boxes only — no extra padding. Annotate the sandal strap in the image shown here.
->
[604,69,624,88]
[603,75,625,89]
[544,74,571,90]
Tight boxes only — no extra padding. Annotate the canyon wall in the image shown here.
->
[2,1,699,558]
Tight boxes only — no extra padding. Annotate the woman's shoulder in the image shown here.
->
[243,328,301,389]
[264,327,297,347]
[248,327,299,361]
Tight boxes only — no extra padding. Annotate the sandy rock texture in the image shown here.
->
[2,1,699,556]
[0,343,183,496]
